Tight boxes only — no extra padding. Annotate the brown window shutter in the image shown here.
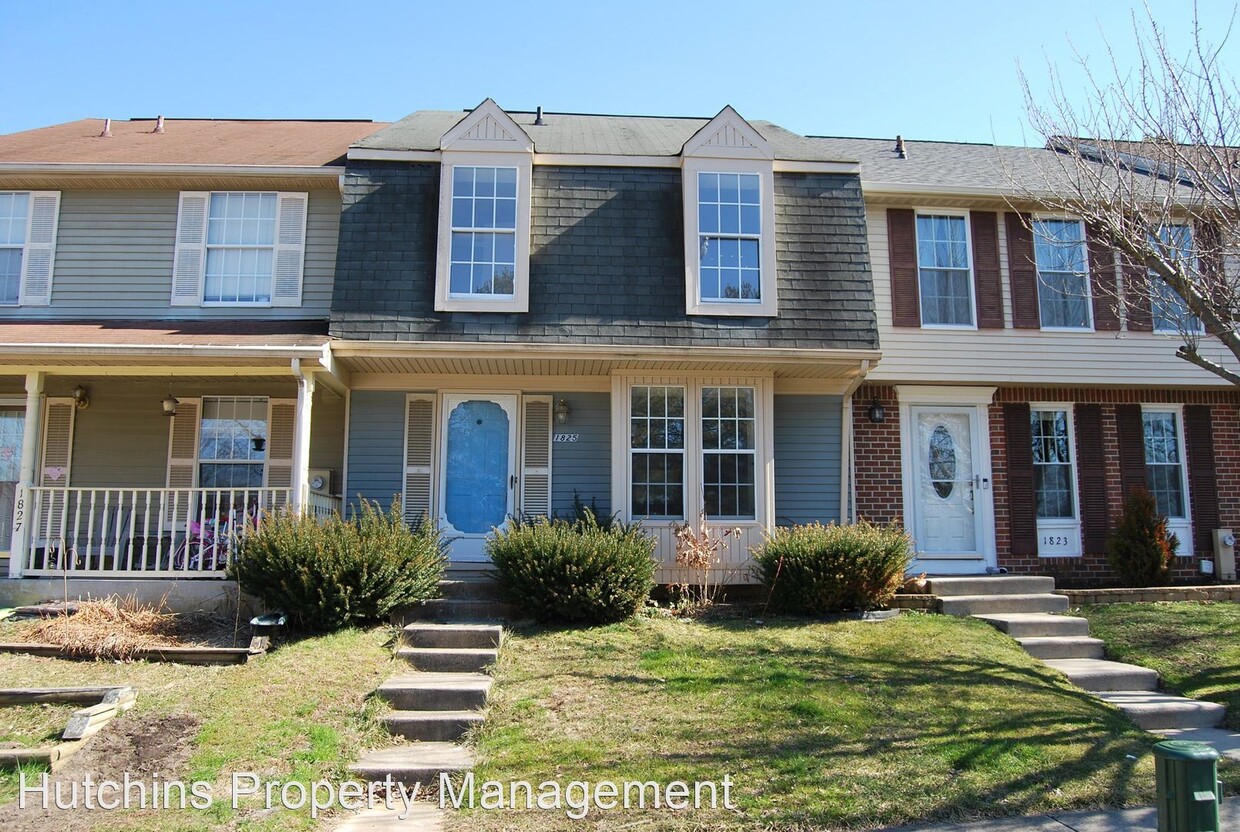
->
[1085,224,1121,331]
[971,211,1004,328]
[1122,255,1153,331]
[1005,212,1040,329]
[1115,404,1148,499]
[887,208,920,327]
[1074,404,1109,552]
[1185,405,1219,553]
[1004,402,1038,556]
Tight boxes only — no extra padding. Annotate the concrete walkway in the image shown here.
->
[893,797,1236,831]
[1153,725,1240,760]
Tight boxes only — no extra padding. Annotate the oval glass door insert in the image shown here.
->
[929,424,957,499]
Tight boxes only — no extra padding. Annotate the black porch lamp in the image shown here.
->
[868,398,886,424]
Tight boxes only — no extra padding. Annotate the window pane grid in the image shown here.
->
[701,386,756,520]
[449,167,518,299]
[1034,220,1090,329]
[1142,411,1187,518]
[916,215,973,325]
[204,192,276,304]
[698,172,761,302]
[199,396,267,490]
[1150,225,1203,333]
[1031,409,1074,519]
[0,193,28,305]
[630,386,685,519]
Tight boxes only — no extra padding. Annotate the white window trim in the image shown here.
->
[1139,403,1194,556]
[0,190,59,308]
[913,208,978,331]
[1030,402,1083,557]
[0,192,25,307]
[610,373,774,529]
[434,150,532,313]
[197,395,271,486]
[682,157,778,317]
[1032,215,1095,333]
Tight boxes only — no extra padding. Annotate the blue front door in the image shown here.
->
[440,395,517,561]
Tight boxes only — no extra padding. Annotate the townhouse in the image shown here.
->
[0,117,382,603]
[816,136,1240,583]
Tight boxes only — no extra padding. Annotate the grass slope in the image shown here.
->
[1080,601,1240,730]
[0,626,396,830]
[458,613,1163,831]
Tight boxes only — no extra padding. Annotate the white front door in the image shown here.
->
[909,406,991,568]
[438,394,518,562]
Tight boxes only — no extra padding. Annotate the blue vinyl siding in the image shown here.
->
[345,391,406,511]
[548,392,611,519]
[773,394,842,526]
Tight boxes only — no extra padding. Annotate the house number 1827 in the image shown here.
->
[553,434,579,443]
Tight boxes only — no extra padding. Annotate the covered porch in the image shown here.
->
[1,321,347,582]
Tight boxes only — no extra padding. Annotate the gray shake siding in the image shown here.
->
[773,395,842,526]
[330,163,877,349]
[0,189,341,320]
[548,392,610,519]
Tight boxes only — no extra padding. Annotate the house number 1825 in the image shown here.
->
[553,434,579,443]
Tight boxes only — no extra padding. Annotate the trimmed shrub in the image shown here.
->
[752,521,911,615]
[1106,487,1179,586]
[488,514,656,624]
[233,500,446,632]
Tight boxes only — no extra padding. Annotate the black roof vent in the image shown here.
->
[534,107,545,126]
[894,135,907,159]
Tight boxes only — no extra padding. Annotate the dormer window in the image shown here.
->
[681,107,778,317]
[434,99,533,313]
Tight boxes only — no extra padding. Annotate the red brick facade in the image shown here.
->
[853,383,1240,586]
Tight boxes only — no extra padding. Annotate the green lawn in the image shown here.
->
[455,612,1185,832]
[0,626,397,831]
[1080,601,1240,730]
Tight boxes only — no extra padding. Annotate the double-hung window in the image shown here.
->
[1150,225,1203,334]
[198,396,268,489]
[448,166,518,299]
[1033,219,1091,329]
[701,387,756,520]
[1142,409,1188,519]
[0,193,30,305]
[698,173,762,303]
[1030,405,1082,556]
[630,386,686,519]
[205,193,276,304]
[916,214,974,326]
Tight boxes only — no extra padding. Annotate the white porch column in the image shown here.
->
[9,371,44,578]
[291,371,315,513]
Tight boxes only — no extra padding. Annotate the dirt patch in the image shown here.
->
[0,713,199,832]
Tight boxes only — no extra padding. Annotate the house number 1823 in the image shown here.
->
[553,434,579,443]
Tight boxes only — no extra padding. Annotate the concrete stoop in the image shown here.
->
[934,575,1227,736]
[336,605,504,832]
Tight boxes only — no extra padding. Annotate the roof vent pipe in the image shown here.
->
[153,115,165,134]
[894,135,907,159]
[534,107,544,126]
[99,118,112,138]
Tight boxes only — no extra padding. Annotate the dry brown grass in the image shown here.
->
[24,598,183,660]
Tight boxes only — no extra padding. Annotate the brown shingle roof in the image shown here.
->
[0,320,329,348]
[0,119,388,167]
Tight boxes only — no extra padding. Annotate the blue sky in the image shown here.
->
[0,0,1232,145]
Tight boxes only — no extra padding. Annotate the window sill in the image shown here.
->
[920,323,978,331]
[437,296,527,313]
[688,301,777,318]
[1039,326,1095,334]
[201,301,274,308]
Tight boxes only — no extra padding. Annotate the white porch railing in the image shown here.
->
[17,487,295,578]
[308,491,343,520]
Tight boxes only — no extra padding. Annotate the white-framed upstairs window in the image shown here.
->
[915,212,976,328]
[1030,404,1082,556]
[1032,218,1092,331]
[0,190,60,307]
[171,191,307,308]
[682,158,777,317]
[434,152,533,314]
[1150,224,1204,334]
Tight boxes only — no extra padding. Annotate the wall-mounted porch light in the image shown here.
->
[554,398,571,425]
[868,398,886,424]
[72,385,90,410]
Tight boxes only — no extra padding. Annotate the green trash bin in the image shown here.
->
[1153,740,1221,832]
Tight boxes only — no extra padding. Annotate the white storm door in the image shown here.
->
[438,394,518,562]
[911,406,985,557]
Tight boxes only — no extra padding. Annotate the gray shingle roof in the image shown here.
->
[355,110,858,163]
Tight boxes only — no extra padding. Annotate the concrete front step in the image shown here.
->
[940,593,1069,616]
[382,709,486,742]
[398,599,518,623]
[972,613,1091,638]
[402,623,503,650]
[348,743,474,785]
[1044,658,1160,692]
[397,647,497,673]
[375,673,492,711]
[334,804,444,832]
[1098,692,1228,730]
[438,580,504,601]
[925,575,1056,597]
[1016,636,1106,660]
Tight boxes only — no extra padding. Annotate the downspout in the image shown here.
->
[290,358,315,514]
[840,359,871,524]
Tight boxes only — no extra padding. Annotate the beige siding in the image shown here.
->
[865,205,1240,387]
[0,189,339,320]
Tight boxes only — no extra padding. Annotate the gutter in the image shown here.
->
[0,163,346,178]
